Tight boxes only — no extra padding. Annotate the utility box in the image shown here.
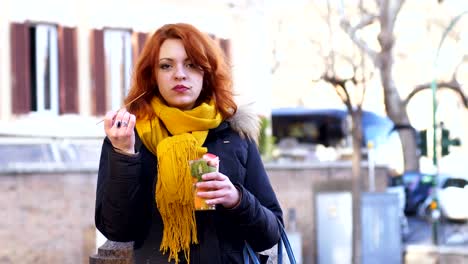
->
[316,192,353,264]
[285,208,303,264]
[316,192,402,264]
[361,192,402,264]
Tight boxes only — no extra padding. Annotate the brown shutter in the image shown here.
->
[219,38,231,63]
[90,29,106,116]
[132,32,148,65]
[208,34,230,63]
[58,26,79,114]
[10,22,31,114]
[137,32,148,55]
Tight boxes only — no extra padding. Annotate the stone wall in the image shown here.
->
[1,170,97,264]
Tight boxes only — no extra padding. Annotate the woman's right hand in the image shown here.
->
[104,108,136,154]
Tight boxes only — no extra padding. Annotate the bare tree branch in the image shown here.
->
[337,86,351,108]
[452,54,468,80]
[311,0,331,24]
[323,73,348,89]
[359,0,373,15]
[340,18,379,65]
[326,0,336,73]
[355,13,379,30]
[271,20,283,74]
[359,50,368,106]
[405,81,468,108]
[322,73,353,110]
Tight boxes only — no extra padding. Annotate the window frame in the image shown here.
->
[30,23,60,114]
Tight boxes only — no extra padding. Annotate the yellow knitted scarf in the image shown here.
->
[135,97,223,263]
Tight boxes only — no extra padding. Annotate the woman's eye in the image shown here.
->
[159,63,171,70]
[186,63,203,72]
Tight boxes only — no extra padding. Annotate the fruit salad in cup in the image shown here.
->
[190,153,219,210]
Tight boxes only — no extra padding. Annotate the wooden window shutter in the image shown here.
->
[10,22,31,114]
[207,34,231,64]
[219,39,231,63]
[58,26,79,114]
[137,32,148,56]
[90,29,106,116]
[132,32,148,65]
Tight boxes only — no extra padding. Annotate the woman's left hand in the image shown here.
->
[196,172,241,209]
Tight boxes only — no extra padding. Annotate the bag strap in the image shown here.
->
[243,218,297,264]
[243,244,250,264]
[277,218,296,264]
[244,241,261,264]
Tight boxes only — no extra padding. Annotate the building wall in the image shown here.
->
[1,171,97,264]
[1,162,388,264]
[0,0,272,130]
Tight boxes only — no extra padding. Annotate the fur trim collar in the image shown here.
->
[227,104,260,144]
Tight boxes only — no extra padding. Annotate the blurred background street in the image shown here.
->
[406,217,468,246]
[1,0,468,263]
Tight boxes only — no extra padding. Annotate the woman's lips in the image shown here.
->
[173,85,189,92]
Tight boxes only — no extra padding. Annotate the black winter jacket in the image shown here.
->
[95,121,283,263]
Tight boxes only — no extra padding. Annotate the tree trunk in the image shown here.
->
[397,129,418,172]
[378,33,419,172]
[351,110,363,264]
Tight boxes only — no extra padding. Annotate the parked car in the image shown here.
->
[401,171,433,215]
[387,175,410,239]
[418,176,468,221]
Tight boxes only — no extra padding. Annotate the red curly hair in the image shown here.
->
[125,23,236,120]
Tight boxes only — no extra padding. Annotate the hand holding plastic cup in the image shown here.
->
[190,153,219,210]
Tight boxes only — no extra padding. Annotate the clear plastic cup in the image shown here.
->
[190,155,219,210]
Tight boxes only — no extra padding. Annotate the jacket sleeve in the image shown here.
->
[94,137,145,242]
[222,139,283,252]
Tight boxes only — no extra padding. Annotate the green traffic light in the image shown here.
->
[418,130,428,157]
[440,128,461,157]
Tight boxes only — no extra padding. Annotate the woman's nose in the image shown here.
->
[174,65,187,80]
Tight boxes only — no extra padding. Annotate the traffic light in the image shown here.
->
[440,128,461,157]
[418,130,428,157]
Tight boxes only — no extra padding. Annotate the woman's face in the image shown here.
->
[156,38,204,110]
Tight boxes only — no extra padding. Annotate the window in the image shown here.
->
[29,24,59,114]
[104,29,133,111]
[91,29,136,115]
[10,22,78,115]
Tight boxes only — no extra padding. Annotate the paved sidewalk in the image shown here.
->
[404,217,468,263]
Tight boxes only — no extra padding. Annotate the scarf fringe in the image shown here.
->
[156,135,203,263]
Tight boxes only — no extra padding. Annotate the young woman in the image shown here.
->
[95,23,283,264]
